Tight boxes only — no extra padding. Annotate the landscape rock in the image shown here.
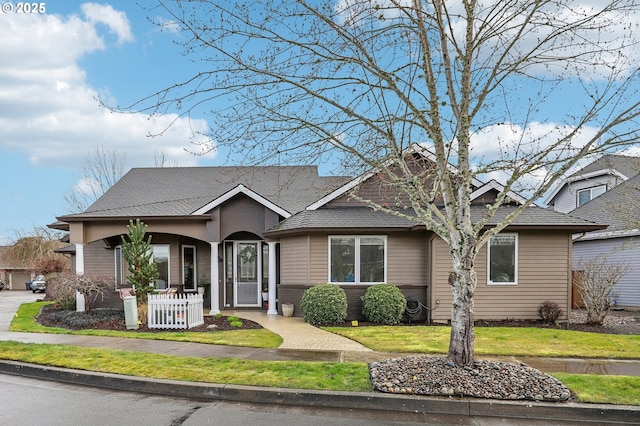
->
[369,356,573,402]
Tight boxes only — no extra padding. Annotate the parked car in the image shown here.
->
[29,275,46,293]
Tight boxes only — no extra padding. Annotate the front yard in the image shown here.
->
[2,301,640,405]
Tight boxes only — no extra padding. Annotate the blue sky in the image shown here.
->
[0,1,221,243]
[1,1,640,244]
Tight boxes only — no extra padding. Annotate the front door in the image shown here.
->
[234,242,261,307]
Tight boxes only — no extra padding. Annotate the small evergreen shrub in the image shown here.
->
[361,283,406,324]
[537,300,564,323]
[228,315,243,327]
[301,284,347,325]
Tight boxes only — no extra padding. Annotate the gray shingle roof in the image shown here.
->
[569,173,640,233]
[569,154,640,179]
[61,166,350,219]
[266,205,604,235]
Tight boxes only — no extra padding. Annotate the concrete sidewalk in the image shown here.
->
[1,290,639,424]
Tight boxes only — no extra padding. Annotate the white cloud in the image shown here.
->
[0,7,214,171]
[470,122,599,162]
[152,16,181,34]
[81,2,134,44]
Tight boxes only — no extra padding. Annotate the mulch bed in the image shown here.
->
[326,312,640,335]
[36,304,263,332]
[36,304,639,335]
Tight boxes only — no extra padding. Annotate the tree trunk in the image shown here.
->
[447,266,476,367]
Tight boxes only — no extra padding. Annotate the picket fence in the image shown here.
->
[147,293,204,329]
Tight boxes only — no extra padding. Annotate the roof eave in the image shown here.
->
[56,214,211,223]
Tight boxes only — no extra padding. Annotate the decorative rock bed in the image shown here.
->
[369,356,572,401]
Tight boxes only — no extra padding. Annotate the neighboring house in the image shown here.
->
[0,246,36,290]
[545,154,640,308]
[53,147,603,321]
[545,154,640,213]
[567,174,640,308]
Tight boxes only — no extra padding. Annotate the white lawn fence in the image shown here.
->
[147,293,204,329]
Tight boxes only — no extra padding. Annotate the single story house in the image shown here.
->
[53,148,604,321]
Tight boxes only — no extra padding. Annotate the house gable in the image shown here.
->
[192,184,291,218]
[308,145,525,210]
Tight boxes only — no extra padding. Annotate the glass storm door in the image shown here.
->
[234,242,261,306]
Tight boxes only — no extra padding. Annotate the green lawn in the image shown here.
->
[4,302,640,405]
[324,325,640,359]
[0,341,370,392]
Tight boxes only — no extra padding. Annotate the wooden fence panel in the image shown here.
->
[148,294,204,329]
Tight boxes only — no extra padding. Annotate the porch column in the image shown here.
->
[75,243,85,275]
[267,241,278,315]
[209,241,221,315]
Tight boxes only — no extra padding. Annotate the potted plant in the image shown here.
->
[197,282,206,296]
[282,302,294,317]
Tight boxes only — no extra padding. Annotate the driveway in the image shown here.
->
[0,291,42,331]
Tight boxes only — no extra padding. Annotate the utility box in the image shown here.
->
[76,291,85,312]
[123,295,139,330]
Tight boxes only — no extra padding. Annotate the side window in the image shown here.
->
[577,185,606,207]
[182,245,196,291]
[114,246,123,287]
[488,233,518,285]
[151,245,170,290]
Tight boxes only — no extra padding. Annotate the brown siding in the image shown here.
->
[280,235,311,284]
[84,240,116,278]
[220,195,272,240]
[431,231,571,321]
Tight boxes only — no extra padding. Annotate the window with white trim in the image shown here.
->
[151,245,170,290]
[577,185,606,207]
[329,236,386,284]
[487,233,518,285]
[182,245,196,291]
[114,246,123,287]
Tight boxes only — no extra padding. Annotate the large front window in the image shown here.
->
[488,233,518,285]
[151,245,170,290]
[329,236,386,284]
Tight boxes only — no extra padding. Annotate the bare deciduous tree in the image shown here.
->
[0,226,69,273]
[575,255,630,325]
[122,1,640,366]
[64,146,127,213]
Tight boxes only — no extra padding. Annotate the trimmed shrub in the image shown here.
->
[301,284,348,325]
[537,300,563,323]
[361,283,406,324]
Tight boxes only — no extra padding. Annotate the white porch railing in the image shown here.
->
[147,293,204,329]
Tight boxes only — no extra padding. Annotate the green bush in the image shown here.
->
[301,284,348,325]
[361,284,406,324]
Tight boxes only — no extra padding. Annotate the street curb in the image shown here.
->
[0,360,638,424]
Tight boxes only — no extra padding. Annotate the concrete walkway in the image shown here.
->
[225,310,372,352]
